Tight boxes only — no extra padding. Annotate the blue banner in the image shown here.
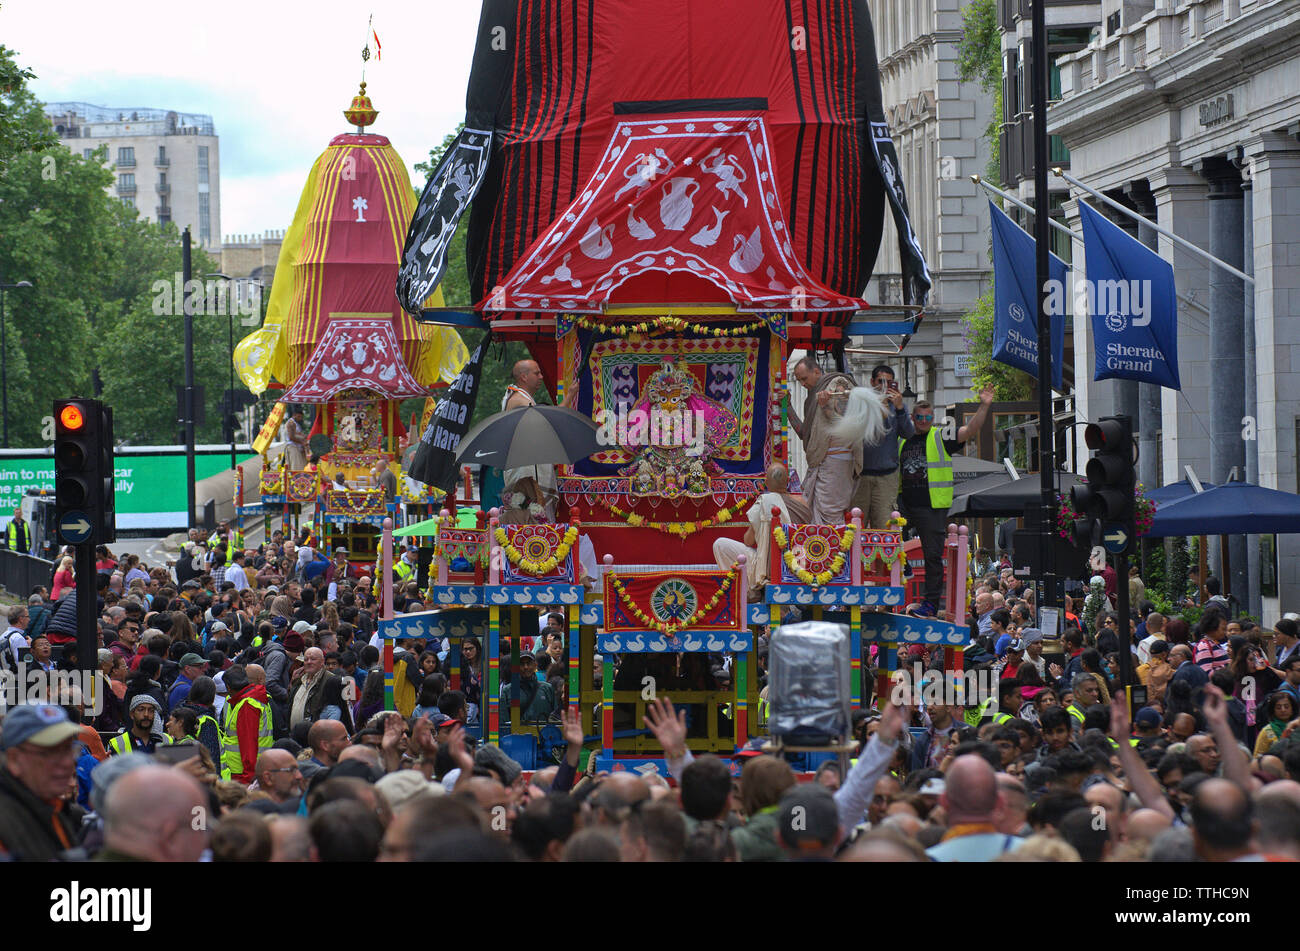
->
[1077,201,1180,390]
[989,200,1066,390]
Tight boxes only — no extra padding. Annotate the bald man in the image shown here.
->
[1190,778,1258,861]
[248,749,304,811]
[1125,807,1172,845]
[96,765,209,862]
[289,647,353,733]
[1084,781,1128,842]
[996,774,1029,836]
[268,815,317,862]
[926,755,1019,861]
[304,719,350,780]
[460,776,517,836]
[245,664,266,686]
[713,463,813,594]
[501,360,560,521]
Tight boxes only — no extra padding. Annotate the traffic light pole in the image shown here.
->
[183,229,197,531]
[1031,0,1059,618]
[75,540,96,675]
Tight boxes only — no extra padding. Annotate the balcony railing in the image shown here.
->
[155,155,170,167]
[117,184,137,196]
[156,182,171,195]
[115,157,135,169]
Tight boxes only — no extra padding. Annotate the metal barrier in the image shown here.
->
[0,548,55,599]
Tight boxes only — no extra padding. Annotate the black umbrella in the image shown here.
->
[455,405,600,469]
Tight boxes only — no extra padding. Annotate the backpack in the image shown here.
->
[25,605,51,640]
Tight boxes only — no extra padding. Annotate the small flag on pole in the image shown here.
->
[373,29,382,60]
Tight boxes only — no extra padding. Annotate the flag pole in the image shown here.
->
[1031,0,1058,621]
[1053,168,1253,285]
[973,175,1079,247]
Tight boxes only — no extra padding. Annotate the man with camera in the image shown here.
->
[851,364,914,530]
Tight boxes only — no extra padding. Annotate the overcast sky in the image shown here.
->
[4,0,482,239]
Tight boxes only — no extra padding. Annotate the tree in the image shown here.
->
[0,44,244,447]
[956,0,1022,401]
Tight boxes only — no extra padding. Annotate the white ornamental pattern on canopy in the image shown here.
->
[282,317,429,402]
[493,117,867,314]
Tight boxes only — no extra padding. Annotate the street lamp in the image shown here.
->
[0,279,34,449]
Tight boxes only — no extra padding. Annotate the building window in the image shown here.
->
[83,148,94,160]
[121,197,135,210]
[1005,50,1019,123]
[1106,11,1121,36]
[1049,134,1070,165]
[118,173,135,188]
[198,145,209,185]
[117,146,135,167]
[199,192,211,246]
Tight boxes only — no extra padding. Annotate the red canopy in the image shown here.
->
[490,116,866,315]
[282,317,428,402]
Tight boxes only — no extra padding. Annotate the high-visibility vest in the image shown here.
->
[220,694,273,780]
[196,712,223,747]
[1066,704,1086,725]
[394,559,415,581]
[108,731,174,755]
[6,519,27,553]
[900,429,954,509]
[993,712,1014,725]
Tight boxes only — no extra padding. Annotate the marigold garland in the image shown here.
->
[495,525,579,575]
[607,565,739,636]
[772,523,856,587]
[605,495,757,539]
[573,314,769,338]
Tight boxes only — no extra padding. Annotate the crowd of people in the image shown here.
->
[0,502,1295,863]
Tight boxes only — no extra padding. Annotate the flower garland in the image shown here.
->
[573,314,769,338]
[605,495,755,539]
[495,525,579,575]
[772,523,857,586]
[607,565,739,636]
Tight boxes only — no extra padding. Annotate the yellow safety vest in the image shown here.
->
[394,559,415,581]
[900,429,954,509]
[108,731,174,755]
[1066,704,1086,724]
[220,694,273,780]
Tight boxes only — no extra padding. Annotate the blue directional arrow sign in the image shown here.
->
[58,511,93,545]
[1102,523,1129,554]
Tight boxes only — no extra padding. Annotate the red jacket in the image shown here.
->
[230,683,270,784]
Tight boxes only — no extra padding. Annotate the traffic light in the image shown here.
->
[54,398,114,545]
[1070,415,1134,548]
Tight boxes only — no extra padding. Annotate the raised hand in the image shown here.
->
[644,696,687,759]
[560,706,585,749]
[1109,690,1131,740]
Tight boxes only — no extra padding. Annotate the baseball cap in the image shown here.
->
[776,785,840,850]
[292,620,317,634]
[334,546,349,555]
[265,585,280,594]
[1006,638,1026,653]
[182,580,201,590]
[1020,628,1043,644]
[1134,706,1162,728]
[179,653,206,668]
[270,616,289,630]
[919,777,947,796]
[0,704,81,750]
[209,621,229,634]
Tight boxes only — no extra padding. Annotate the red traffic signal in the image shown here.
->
[59,404,86,431]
